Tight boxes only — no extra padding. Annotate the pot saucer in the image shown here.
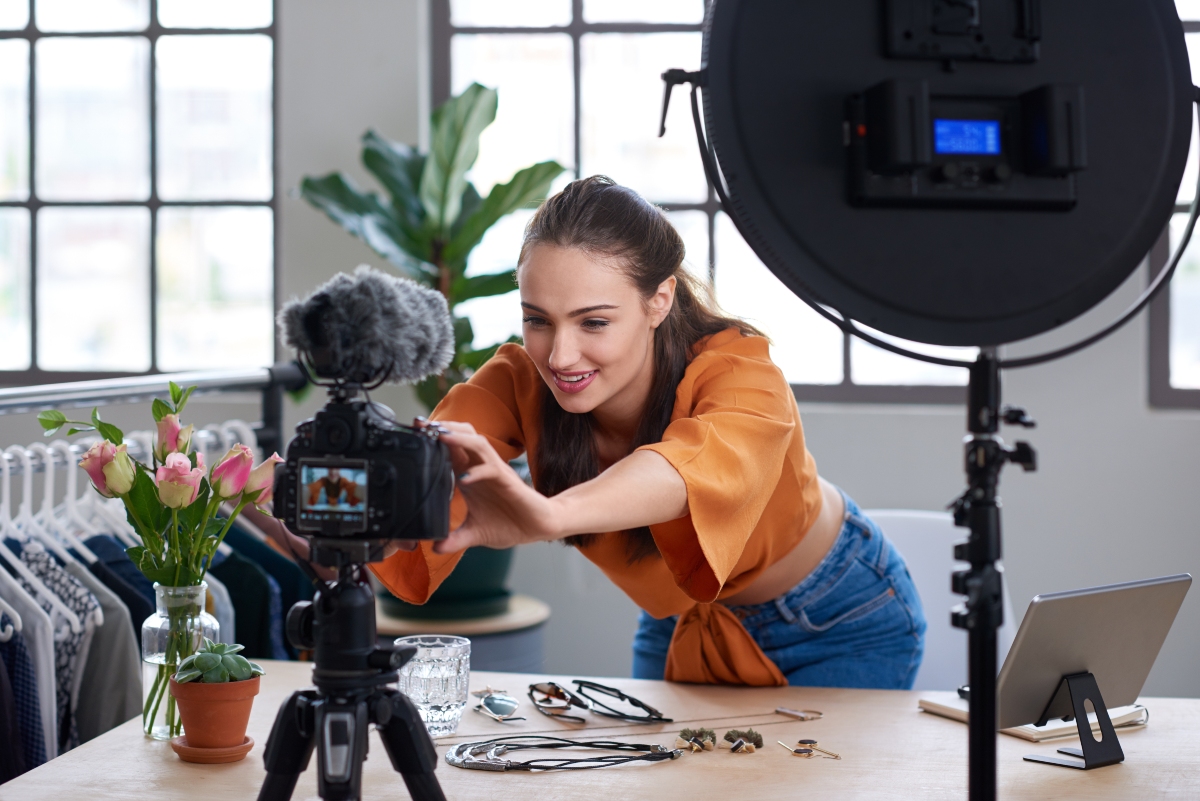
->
[170,735,254,764]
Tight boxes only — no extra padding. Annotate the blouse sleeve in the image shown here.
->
[369,345,531,603]
[635,346,797,602]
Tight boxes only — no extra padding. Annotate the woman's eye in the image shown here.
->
[582,318,609,330]
[522,316,548,327]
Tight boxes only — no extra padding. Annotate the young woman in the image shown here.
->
[372,176,926,688]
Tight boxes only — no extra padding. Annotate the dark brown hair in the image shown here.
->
[521,176,762,562]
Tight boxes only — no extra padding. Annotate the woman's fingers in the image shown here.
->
[433,526,476,554]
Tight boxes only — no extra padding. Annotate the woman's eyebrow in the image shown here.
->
[520,302,619,318]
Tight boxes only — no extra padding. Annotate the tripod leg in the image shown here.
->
[375,690,446,801]
[258,690,318,801]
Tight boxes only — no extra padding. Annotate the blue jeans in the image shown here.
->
[631,493,926,689]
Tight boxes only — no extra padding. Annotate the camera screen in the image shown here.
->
[298,459,368,532]
[933,119,1001,155]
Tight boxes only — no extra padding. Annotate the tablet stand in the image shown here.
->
[1023,672,1125,770]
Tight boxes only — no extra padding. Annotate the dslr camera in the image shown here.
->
[272,267,457,554]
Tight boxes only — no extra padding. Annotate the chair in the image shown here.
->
[865,509,1018,692]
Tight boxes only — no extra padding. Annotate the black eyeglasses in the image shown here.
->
[527,680,672,724]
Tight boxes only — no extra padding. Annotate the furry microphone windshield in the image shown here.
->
[279,265,455,386]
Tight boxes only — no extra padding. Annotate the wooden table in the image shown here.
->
[3,661,1196,800]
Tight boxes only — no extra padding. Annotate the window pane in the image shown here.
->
[1177,1,1200,20]
[451,0,570,27]
[451,34,573,196]
[581,33,707,203]
[157,35,271,201]
[157,207,273,370]
[664,209,709,281]
[36,36,149,200]
[0,40,28,200]
[0,209,30,370]
[455,209,530,350]
[36,0,147,31]
[714,213,842,384]
[158,0,271,29]
[850,326,975,385]
[0,0,28,29]
[584,0,704,23]
[37,207,149,371]
[1170,212,1200,388]
[1179,33,1200,204]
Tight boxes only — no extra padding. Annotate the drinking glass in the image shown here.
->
[394,635,471,736]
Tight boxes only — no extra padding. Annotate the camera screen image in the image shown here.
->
[298,460,368,532]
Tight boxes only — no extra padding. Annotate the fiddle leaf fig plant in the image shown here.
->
[300,82,566,410]
[175,638,265,684]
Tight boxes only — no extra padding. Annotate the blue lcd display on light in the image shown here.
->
[933,119,1001,155]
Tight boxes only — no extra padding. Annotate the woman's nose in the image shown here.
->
[548,332,581,370]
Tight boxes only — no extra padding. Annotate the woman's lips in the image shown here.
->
[551,369,598,394]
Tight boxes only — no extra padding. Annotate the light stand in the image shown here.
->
[949,352,1035,800]
[257,540,446,801]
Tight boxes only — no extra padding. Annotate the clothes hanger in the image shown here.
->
[0,450,83,634]
[30,442,99,564]
[49,440,101,540]
[4,445,77,567]
[0,592,21,642]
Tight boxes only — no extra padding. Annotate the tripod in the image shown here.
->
[257,541,446,801]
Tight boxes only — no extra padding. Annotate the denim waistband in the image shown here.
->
[728,487,879,627]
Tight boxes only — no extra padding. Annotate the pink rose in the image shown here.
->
[210,444,255,499]
[80,440,117,497]
[242,453,284,508]
[156,452,206,509]
[155,414,193,461]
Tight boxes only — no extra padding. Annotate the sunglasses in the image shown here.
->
[472,687,525,723]
[527,680,672,724]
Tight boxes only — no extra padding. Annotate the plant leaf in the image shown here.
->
[175,385,196,414]
[95,420,124,446]
[449,181,483,244]
[452,315,474,351]
[361,130,427,227]
[169,381,182,406]
[300,174,436,282]
[151,398,172,423]
[419,83,498,235]
[450,269,517,304]
[174,668,202,684]
[37,410,67,433]
[460,336,521,372]
[442,160,565,265]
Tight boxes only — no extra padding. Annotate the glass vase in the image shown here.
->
[141,583,218,740]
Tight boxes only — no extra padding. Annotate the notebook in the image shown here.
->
[917,692,1149,742]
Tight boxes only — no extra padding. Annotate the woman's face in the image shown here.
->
[518,244,674,419]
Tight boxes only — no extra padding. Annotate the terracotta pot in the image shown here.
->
[169,675,260,749]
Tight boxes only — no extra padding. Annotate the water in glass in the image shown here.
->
[394,636,470,737]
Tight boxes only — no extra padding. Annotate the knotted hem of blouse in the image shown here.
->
[662,602,786,686]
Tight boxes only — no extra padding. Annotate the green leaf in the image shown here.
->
[37,410,67,433]
[95,420,124,446]
[249,661,265,677]
[419,83,498,235]
[174,668,202,684]
[127,470,169,540]
[460,335,521,372]
[169,381,182,406]
[449,181,483,245]
[178,654,198,671]
[194,653,221,672]
[452,315,475,351]
[225,654,252,681]
[300,173,435,282]
[361,130,427,227]
[450,269,517,304]
[151,398,172,423]
[442,160,565,265]
[175,385,196,414]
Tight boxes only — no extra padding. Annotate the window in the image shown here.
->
[433,0,975,403]
[1150,6,1200,407]
[0,0,276,383]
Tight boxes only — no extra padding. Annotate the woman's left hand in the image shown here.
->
[433,422,562,554]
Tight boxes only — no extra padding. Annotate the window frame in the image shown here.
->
[431,0,967,404]
[0,0,279,386]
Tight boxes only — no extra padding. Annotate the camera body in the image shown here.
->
[274,397,453,542]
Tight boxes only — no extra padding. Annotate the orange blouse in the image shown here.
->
[370,328,824,686]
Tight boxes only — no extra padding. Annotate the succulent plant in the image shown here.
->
[175,638,265,684]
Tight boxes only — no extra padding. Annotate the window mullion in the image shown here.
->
[149,3,160,371]
[27,21,36,370]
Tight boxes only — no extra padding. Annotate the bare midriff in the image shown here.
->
[718,476,844,607]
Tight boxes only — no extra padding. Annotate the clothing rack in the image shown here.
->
[0,363,307,459]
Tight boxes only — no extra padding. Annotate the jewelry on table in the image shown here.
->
[675,727,715,752]
[528,680,672,724]
[775,707,823,722]
[796,739,840,760]
[473,690,525,722]
[445,736,682,771]
[718,729,762,753]
[777,742,816,758]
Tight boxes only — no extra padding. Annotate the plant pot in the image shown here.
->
[169,675,260,750]
[379,546,514,620]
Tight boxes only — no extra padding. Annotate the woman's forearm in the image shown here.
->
[547,450,688,538]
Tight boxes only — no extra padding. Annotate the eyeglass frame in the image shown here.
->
[526,680,672,724]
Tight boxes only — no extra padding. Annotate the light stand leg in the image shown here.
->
[951,353,1036,801]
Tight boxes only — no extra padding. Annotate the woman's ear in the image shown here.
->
[647,275,677,329]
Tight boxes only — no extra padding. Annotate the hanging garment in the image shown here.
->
[17,541,100,753]
[66,562,142,743]
[83,535,155,607]
[0,569,56,760]
[204,572,236,646]
[0,652,27,782]
[264,571,288,661]
[224,525,314,659]
[208,549,274,660]
[85,558,152,652]
[0,614,43,771]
